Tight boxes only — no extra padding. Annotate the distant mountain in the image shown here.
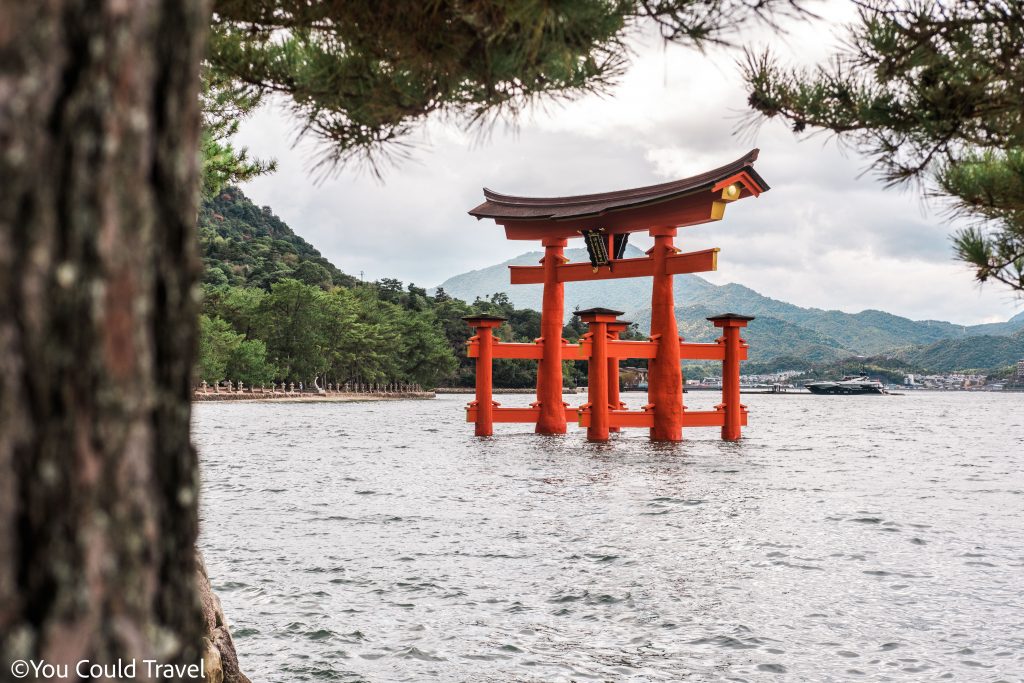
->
[434,248,1024,369]
[966,309,1024,337]
[634,282,966,354]
[638,304,854,364]
[435,245,722,316]
[883,329,1024,372]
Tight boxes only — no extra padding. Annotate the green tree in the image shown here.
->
[376,278,405,304]
[430,295,477,385]
[198,315,242,384]
[347,289,406,382]
[742,1,1024,291]
[198,314,278,385]
[292,261,333,289]
[395,310,459,388]
[218,285,267,337]
[200,70,275,196]
[319,287,366,383]
[199,187,358,290]
[225,338,278,386]
[255,279,328,382]
[208,1,807,173]
[203,264,230,286]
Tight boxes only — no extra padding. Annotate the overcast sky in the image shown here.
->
[234,2,1022,326]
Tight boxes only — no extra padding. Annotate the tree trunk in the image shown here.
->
[0,0,210,677]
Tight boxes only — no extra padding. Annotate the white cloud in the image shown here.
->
[233,2,1022,325]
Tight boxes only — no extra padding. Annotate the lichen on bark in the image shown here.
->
[0,0,212,675]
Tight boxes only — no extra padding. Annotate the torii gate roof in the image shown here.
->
[469,149,769,240]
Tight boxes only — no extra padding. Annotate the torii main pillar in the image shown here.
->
[536,237,568,434]
[647,226,683,441]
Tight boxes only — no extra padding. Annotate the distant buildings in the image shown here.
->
[907,372,998,390]
[1017,358,1024,379]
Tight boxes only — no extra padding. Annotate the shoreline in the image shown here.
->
[434,387,581,395]
[193,391,435,403]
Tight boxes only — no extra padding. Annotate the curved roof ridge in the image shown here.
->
[478,149,761,209]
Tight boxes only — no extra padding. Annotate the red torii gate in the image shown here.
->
[463,149,769,442]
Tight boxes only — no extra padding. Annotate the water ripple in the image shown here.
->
[197,391,1024,681]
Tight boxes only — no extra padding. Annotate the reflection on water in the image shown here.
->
[195,392,1024,682]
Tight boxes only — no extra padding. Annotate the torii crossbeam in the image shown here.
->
[464,149,769,442]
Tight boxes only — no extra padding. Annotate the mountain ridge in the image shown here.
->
[434,248,1024,370]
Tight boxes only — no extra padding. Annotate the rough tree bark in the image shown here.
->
[0,0,211,678]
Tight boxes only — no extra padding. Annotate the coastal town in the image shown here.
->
[729,362,1024,392]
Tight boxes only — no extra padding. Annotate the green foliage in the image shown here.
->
[207,0,807,175]
[742,1,1024,291]
[197,315,241,384]
[201,277,465,388]
[944,149,1024,290]
[253,279,329,382]
[198,314,278,385]
[292,261,333,288]
[394,312,459,387]
[200,70,276,196]
[226,339,278,386]
[199,187,357,290]
[884,329,1024,373]
[209,0,626,174]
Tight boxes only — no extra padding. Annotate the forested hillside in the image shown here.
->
[635,304,854,363]
[200,187,357,289]
[883,330,1024,372]
[196,189,591,389]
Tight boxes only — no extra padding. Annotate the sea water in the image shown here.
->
[195,392,1023,682]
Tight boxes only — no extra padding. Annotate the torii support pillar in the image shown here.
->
[536,237,569,434]
[648,226,683,441]
[607,320,630,433]
[577,308,624,442]
[709,313,755,441]
[463,315,507,436]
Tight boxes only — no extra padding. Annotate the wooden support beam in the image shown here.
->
[609,410,654,428]
[463,315,505,436]
[490,343,543,360]
[509,248,718,285]
[608,340,658,359]
[713,171,765,198]
[466,338,744,362]
[467,341,585,360]
[678,342,749,362]
[466,405,578,424]
[665,248,720,275]
[681,410,726,428]
[578,409,749,429]
[578,409,655,428]
[679,343,725,361]
[470,405,747,429]
[562,343,587,360]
